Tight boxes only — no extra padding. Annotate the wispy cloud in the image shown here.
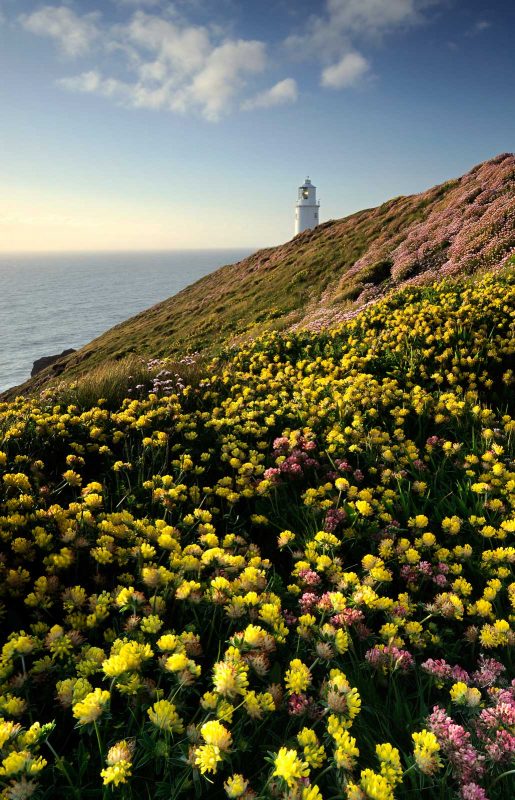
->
[242,78,298,110]
[466,19,491,37]
[114,0,163,6]
[20,5,101,57]
[286,0,440,90]
[58,70,128,98]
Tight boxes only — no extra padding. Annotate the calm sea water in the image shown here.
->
[0,249,253,392]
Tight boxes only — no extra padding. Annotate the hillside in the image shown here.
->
[0,271,513,799]
[7,152,515,396]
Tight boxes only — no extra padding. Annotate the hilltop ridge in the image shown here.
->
[7,152,515,397]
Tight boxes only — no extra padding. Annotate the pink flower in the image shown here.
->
[365,645,414,673]
[460,783,489,800]
[324,508,347,532]
[297,569,321,587]
[331,608,365,627]
[428,706,484,783]
[299,593,319,612]
[471,656,505,688]
[288,693,310,716]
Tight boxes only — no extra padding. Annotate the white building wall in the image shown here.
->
[295,205,319,235]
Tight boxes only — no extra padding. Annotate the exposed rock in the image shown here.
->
[31,349,76,377]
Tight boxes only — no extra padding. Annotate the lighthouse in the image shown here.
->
[295,177,320,235]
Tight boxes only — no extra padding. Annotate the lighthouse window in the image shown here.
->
[302,189,309,199]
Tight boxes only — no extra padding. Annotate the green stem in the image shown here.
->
[45,739,80,799]
[491,768,515,787]
[93,720,104,760]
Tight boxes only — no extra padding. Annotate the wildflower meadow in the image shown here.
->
[0,270,513,800]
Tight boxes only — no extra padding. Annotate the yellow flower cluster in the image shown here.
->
[0,271,513,798]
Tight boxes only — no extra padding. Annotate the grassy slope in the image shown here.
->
[7,153,515,397]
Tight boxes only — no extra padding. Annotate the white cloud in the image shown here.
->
[124,11,211,76]
[58,70,102,93]
[19,0,442,116]
[324,0,424,38]
[286,0,440,89]
[321,52,370,89]
[286,0,428,59]
[58,70,128,98]
[242,77,298,110]
[20,5,100,57]
[184,39,266,120]
[53,10,267,120]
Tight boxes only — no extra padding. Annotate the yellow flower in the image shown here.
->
[334,730,359,771]
[408,515,429,529]
[140,615,163,634]
[213,660,249,698]
[0,720,21,750]
[194,744,222,775]
[442,516,461,535]
[284,659,311,695]
[355,500,373,517]
[450,682,481,707]
[376,743,402,788]
[147,699,184,733]
[348,769,394,800]
[200,720,232,751]
[102,641,153,677]
[72,688,110,725]
[412,730,442,775]
[273,747,309,788]
[165,652,190,672]
[100,761,132,786]
[0,750,47,777]
[156,633,179,651]
[62,469,82,487]
[224,774,249,798]
[297,728,326,768]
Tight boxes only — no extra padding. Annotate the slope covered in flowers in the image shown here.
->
[0,271,514,800]
[9,153,515,398]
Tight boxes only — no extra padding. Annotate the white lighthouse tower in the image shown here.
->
[295,177,320,235]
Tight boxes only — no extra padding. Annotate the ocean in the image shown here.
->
[0,249,253,392]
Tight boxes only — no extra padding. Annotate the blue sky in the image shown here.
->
[1,0,514,250]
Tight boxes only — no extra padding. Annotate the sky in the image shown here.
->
[1,0,514,251]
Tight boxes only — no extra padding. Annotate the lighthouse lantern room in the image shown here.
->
[295,177,320,235]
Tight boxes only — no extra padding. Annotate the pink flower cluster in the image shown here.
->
[400,559,450,588]
[300,153,515,332]
[460,783,489,800]
[422,658,471,685]
[365,644,415,673]
[477,681,515,764]
[428,706,485,784]
[323,507,347,532]
[263,436,319,483]
[288,692,310,715]
[422,655,506,689]
[427,682,515,797]
[297,569,322,587]
[331,608,365,628]
[299,592,319,612]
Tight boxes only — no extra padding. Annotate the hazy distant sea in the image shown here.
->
[0,249,253,392]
